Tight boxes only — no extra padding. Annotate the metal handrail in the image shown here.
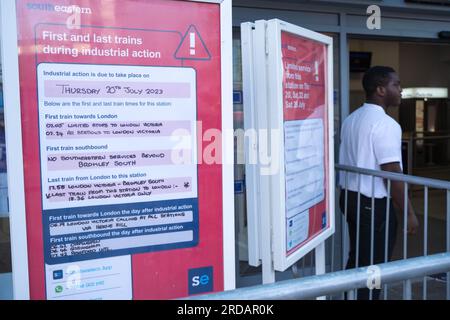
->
[336,163,450,300]
[336,164,450,190]
[188,253,450,300]
[403,135,450,141]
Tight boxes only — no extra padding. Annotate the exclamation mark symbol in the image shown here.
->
[314,61,319,82]
[190,32,196,56]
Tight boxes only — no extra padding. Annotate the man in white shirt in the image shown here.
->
[339,66,419,300]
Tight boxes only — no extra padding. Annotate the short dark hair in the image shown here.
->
[362,66,396,97]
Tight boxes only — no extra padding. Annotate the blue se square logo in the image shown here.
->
[188,266,213,295]
[53,270,63,280]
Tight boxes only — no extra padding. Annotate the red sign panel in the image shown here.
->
[281,31,330,256]
[16,0,223,299]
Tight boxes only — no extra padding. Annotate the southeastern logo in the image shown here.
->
[26,3,92,14]
[188,266,213,295]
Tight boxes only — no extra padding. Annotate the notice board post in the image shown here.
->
[240,22,262,269]
[242,19,334,285]
[1,0,234,300]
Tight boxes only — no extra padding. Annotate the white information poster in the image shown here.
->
[284,118,324,218]
[38,63,198,297]
[38,63,198,260]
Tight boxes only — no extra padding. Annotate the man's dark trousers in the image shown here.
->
[340,190,398,300]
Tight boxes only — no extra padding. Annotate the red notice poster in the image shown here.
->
[16,0,224,299]
[281,31,330,256]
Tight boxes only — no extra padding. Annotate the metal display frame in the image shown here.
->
[242,19,334,284]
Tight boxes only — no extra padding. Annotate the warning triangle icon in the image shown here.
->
[175,25,211,60]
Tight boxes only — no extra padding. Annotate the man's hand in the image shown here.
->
[407,213,419,235]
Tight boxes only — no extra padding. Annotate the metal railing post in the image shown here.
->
[355,173,361,300]
[342,172,348,300]
[403,182,412,300]
[423,186,428,300]
[384,179,391,300]
[370,176,375,300]
[331,234,335,274]
[343,171,348,271]
[447,189,450,300]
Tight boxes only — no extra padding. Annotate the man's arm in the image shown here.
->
[380,162,419,235]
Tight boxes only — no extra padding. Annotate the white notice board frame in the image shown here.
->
[218,0,236,291]
[1,0,235,299]
[240,22,261,267]
[265,19,335,272]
